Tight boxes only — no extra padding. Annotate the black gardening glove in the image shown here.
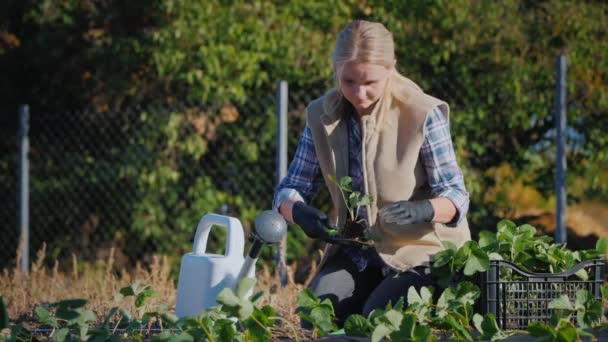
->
[292,201,330,239]
[379,200,435,225]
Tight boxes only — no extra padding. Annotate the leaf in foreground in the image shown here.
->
[344,314,371,337]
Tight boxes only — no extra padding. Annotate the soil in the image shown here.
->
[340,220,368,239]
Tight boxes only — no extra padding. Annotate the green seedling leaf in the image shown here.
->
[236,277,256,299]
[549,294,574,311]
[596,237,608,254]
[393,296,405,312]
[528,322,554,337]
[463,242,490,275]
[406,286,433,322]
[135,287,157,307]
[296,288,319,309]
[344,314,371,337]
[473,313,508,341]
[216,288,240,307]
[389,313,416,341]
[575,289,603,328]
[339,176,353,191]
[103,307,118,329]
[472,313,484,333]
[454,282,481,306]
[518,224,537,238]
[478,230,497,249]
[575,269,589,281]
[488,252,503,260]
[54,327,70,342]
[444,313,473,341]
[151,331,194,341]
[119,308,133,322]
[419,287,433,304]
[119,285,136,297]
[407,287,424,306]
[575,289,593,311]
[56,306,80,321]
[432,248,456,268]
[244,308,273,342]
[238,300,254,320]
[372,323,393,342]
[310,304,336,335]
[296,290,336,336]
[601,285,608,306]
[441,240,459,251]
[384,309,403,328]
[413,324,433,342]
[160,312,179,326]
[357,195,370,207]
[497,219,517,232]
[556,322,579,342]
[214,319,237,342]
[367,308,386,326]
[249,291,264,303]
[35,306,58,328]
[436,288,454,318]
[54,299,88,309]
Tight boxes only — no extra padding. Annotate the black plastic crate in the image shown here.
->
[478,258,605,330]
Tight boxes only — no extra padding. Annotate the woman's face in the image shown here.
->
[339,61,392,116]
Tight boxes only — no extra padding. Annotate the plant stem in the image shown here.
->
[269,316,300,342]
[199,317,215,342]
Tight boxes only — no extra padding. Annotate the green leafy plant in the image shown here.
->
[472,313,509,341]
[342,283,508,342]
[546,291,603,330]
[527,292,602,342]
[433,220,608,286]
[431,240,491,287]
[326,175,377,245]
[328,175,370,225]
[158,277,295,342]
[35,299,96,341]
[296,288,337,338]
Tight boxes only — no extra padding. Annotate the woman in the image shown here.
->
[273,20,471,326]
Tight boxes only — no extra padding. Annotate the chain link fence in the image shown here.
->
[0,86,326,270]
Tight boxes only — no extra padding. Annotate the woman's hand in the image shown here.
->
[292,202,331,239]
[379,200,435,225]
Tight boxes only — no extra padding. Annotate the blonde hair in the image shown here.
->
[330,20,423,119]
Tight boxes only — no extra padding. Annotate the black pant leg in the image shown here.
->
[361,267,436,317]
[302,250,383,329]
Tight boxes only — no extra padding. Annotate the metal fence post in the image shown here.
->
[276,81,288,286]
[18,104,30,273]
[555,54,567,244]
[277,81,288,185]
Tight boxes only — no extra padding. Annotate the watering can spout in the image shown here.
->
[237,210,287,283]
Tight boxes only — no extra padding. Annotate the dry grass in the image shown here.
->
[1,242,310,338]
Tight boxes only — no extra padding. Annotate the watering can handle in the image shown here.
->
[191,213,245,258]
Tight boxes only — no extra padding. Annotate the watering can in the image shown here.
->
[175,211,287,318]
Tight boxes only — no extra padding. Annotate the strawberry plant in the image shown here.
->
[295,288,337,338]
[327,175,374,241]
[340,283,509,341]
[527,290,603,342]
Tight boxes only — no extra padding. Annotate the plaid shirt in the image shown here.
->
[274,106,469,271]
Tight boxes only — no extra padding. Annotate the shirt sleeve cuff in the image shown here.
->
[437,189,470,227]
[272,188,305,212]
